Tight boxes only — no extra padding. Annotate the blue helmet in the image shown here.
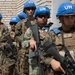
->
[23,0,36,10]
[0,13,2,19]
[18,12,27,20]
[10,16,21,24]
[34,6,50,18]
[56,2,75,17]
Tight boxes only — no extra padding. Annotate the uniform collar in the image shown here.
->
[58,26,75,33]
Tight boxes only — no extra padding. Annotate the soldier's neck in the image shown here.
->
[62,24,73,32]
[28,16,34,21]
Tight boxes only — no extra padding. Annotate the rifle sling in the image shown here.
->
[22,19,32,34]
[30,24,40,45]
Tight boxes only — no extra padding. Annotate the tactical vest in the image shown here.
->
[39,29,53,46]
[54,28,75,59]
[30,24,55,51]
[55,30,75,51]
[15,18,37,44]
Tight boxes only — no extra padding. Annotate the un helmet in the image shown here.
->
[9,16,21,24]
[18,12,27,20]
[0,13,2,19]
[56,2,75,17]
[34,6,50,18]
[23,0,36,11]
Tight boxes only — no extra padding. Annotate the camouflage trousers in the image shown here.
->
[1,58,16,75]
[18,49,28,75]
[29,58,54,75]
[0,51,4,75]
[29,58,39,75]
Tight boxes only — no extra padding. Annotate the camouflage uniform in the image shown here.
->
[0,22,8,37]
[0,22,8,75]
[22,26,75,75]
[22,24,55,75]
[0,31,18,75]
[54,27,75,60]
[15,18,36,75]
[15,18,36,42]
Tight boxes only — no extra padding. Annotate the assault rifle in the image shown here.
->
[4,43,18,59]
[46,45,75,75]
[27,30,75,75]
[27,22,53,58]
[27,24,45,75]
[45,31,75,75]
[1,35,18,61]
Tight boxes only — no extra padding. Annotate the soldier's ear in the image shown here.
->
[58,16,64,23]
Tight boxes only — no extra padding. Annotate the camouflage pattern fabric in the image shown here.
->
[55,27,75,60]
[15,18,36,75]
[0,31,18,75]
[0,22,9,75]
[0,22,8,37]
[15,18,36,42]
[22,24,55,75]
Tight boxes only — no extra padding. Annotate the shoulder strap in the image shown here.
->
[22,19,32,34]
[25,19,32,28]
[51,27,61,35]
[22,21,26,34]
[30,24,40,45]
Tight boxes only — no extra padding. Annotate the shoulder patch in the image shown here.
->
[51,27,61,35]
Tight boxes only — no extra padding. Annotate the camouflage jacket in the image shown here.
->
[0,22,8,37]
[50,27,75,51]
[0,31,18,58]
[22,24,55,65]
[15,18,36,43]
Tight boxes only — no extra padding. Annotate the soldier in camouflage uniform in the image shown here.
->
[22,6,65,75]
[15,0,36,42]
[0,16,21,75]
[43,2,75,75]
[54,2,75,58]
[0,13,9,75]
[52,1,75,71]
[15,0,36,75]
[44,2,75,75]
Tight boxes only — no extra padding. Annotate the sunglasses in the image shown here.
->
[10,22,17,25]
[38,14,48,18]
[26,8,35,11]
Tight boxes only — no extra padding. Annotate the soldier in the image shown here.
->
[48,2,75,75]
[0,13,9,75]
[9,16,21,32]
[15,0,37,75]
[22,6,65,75]
[0,13,8,37]
[55,2,75,58]
[0,16,21,75]
[15,0,36,41]
[55,1,75,69]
